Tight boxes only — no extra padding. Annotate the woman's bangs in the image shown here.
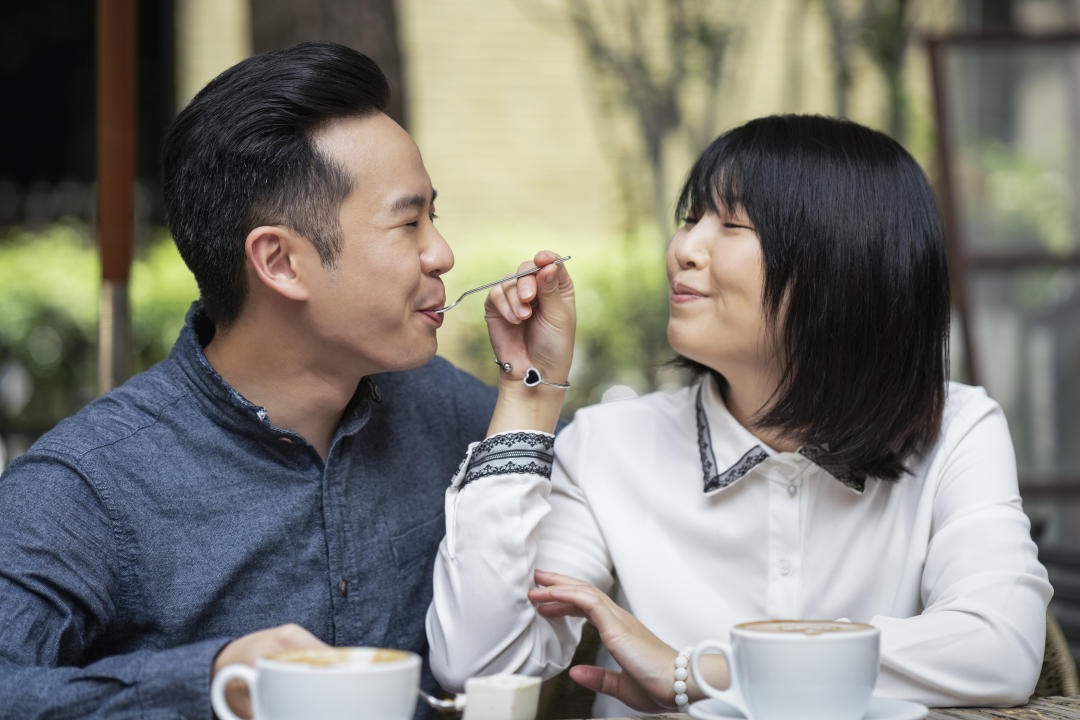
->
[675,146,745,223]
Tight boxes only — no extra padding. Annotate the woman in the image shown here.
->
[427,115,1051,717]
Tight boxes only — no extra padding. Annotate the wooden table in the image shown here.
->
[585,695,1080,719]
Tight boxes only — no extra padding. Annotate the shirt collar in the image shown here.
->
[694,375,866,495]
[169,301,379,442]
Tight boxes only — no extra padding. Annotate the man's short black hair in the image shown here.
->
[162,41,390,326]
[675,114,950,482]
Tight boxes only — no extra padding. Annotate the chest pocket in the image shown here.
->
[386,511,446,652]
[390,510,446,569]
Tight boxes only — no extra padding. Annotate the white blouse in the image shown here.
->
[427,377,1052,717]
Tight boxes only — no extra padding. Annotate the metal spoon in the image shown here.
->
[417,688,466,713]
[434,256,571,313]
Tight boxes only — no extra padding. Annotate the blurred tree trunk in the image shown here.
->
[860,0,913,141]
[565,0,732,238]
[821,0,916,141]
[822,0,854,119]
[249,0,408,128]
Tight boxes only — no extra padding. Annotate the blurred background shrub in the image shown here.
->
[0,220,681,461]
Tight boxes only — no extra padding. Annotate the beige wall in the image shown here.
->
[175,0,252,109]
[170,0,955,255]
[398,1,620,242]
[398,0,954,248]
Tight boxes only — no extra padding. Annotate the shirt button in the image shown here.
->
[340,579,348,597]
[778,559,792,576]
[787,483,797,497]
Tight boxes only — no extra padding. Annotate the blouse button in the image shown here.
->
[778,559,792,576]
[787,483,797,497]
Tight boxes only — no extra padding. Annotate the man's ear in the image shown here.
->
[244,226,312,302]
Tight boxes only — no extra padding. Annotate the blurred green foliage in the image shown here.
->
[0,222,199,436]
[0,222,679,446]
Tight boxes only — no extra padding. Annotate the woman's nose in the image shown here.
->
[670,225,707,270]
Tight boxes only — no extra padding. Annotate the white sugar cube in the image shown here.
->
[462,674,541,720]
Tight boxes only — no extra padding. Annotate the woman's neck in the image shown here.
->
[718,369,802,454]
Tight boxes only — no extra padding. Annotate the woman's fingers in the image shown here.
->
[528,585,628,642]
[533,601,586,619]
[529,577,681,710]
[568,665,663,713]
[534,569,591,587]
[530,571,597,617]
[501,258,542,320]
[485,283,519,325]
[514,260,539,303]
[501,275,533,320]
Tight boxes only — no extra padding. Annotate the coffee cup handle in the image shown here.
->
[211,663,257,720]
[690,639,748,717]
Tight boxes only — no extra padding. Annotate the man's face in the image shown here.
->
[306,112,453,375]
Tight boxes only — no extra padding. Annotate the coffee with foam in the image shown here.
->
[737,619,873,635]
[270,647,411,667]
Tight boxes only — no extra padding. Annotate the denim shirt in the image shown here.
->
[0,304,496,719]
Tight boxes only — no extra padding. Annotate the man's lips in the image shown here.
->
[419,299,446,327]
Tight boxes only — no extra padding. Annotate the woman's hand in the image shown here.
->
[484,251,575,436]
[528,570,683,712]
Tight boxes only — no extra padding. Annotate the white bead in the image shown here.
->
[675,693,689,707]
[674,667,688,681]
[675,654,688,669]
[674,680,687,694]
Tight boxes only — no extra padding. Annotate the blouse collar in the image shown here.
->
[694,376,866,495]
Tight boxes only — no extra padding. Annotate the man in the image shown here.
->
[0,41,507,719]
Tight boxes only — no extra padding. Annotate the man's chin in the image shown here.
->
[395,337,439,372]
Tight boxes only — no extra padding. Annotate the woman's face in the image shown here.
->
[666,205,779,376]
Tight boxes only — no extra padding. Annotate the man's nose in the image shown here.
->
[423,227,454,277]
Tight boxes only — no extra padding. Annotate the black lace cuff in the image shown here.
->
[461,431,555,488]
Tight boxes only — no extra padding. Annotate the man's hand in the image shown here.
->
[212,624,327,719]
[484,251,576,436]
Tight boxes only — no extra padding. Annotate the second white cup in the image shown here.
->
[690,619,880,720]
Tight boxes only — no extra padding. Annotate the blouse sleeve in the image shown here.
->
[426,424,613,692]
[872,393,1053,707]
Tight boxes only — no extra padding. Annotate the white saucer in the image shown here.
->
[688,695,928,720]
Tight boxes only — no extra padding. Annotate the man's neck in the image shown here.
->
[203,310,363,461]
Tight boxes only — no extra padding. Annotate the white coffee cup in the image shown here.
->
[690,620,880,720]
[210,646,421,720]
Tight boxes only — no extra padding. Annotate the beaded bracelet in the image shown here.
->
[674,646,692,711]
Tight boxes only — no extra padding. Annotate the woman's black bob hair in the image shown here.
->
[674,114,950,482]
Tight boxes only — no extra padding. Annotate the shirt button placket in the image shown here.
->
[768,464,803,618]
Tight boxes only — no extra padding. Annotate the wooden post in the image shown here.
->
[96,0,135,393]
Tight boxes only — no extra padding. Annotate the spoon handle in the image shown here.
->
[435,255,571,313]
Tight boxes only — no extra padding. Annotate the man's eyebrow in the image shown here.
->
[387,188,437,215]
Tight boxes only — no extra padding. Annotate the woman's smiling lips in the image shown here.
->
[670,281,706,304]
